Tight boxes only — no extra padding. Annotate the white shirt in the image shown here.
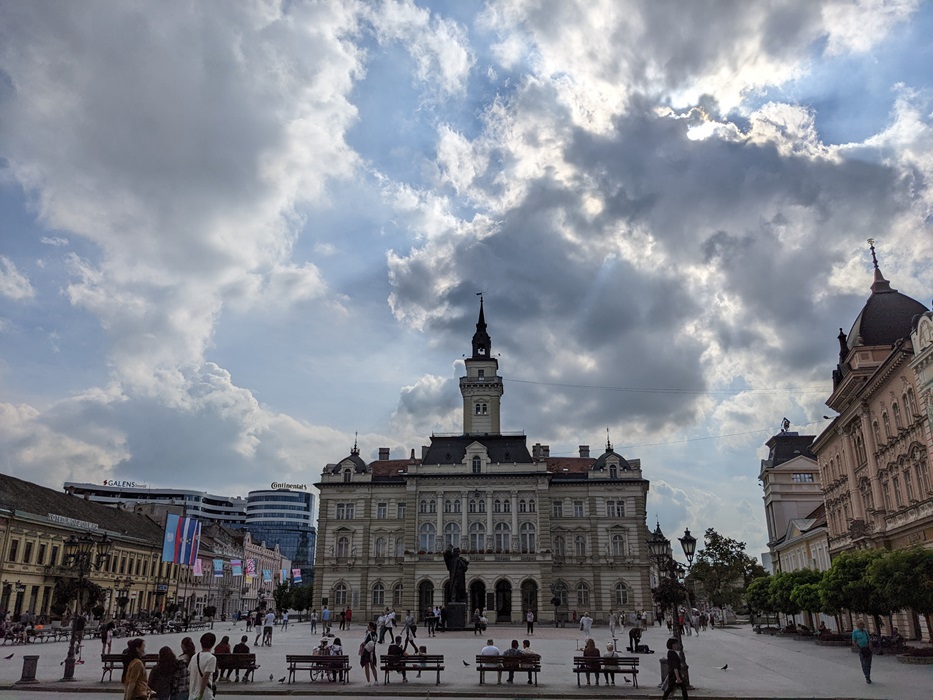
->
[480,644,500,666]
[189,651,217,700]
[264,612,275,627]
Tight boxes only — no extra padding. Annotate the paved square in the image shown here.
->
[1,619,929,698]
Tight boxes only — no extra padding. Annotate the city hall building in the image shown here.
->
[314,301,653,624]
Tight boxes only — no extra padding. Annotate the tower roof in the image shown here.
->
[471,294,492,360]
[846,242,927,350]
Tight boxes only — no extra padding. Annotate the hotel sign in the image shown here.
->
[102,480,148,488]
[271,482,308,491]
[49,513,99,530]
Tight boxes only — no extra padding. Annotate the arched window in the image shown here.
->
[904,466,915,501]
[444,499,452,513]
[520,522,536,553]
[375,537,387,558]
[469,522,485,551]
[611,534,626,557]
[372,582,385,606]
[892,402,902,430]
[468,499,477,513]
[553,535,565,557]
[394,583,404,606]
[475,403,482,415]
[395,537,405,557]
[478,499,486,513]
[574,535,587,556]
[519,499,527,513]
[529,499,536,513]
[419,523,436,552]
[343,470,351,483]
[906,389,918,416]
[614,582,629,606]
[419,499,427,514]
[882,412,891,439]
[576,581,590,607]
[334,582,348,606]
[481,403,488,414]
[503,499,511,513]
[609,464,618,479]
[494,522,510,551]
[336,536,350,558]
[493,499,502,513]
[429,500,437,514]
[872,420,882,445]
[553,581,568,606]
[453,499,461,513]
[444,522,461,548]
[472,456,481,474]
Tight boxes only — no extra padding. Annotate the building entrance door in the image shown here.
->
[469,580,486,615]
[418,580,434,619]
[495,579,512,622]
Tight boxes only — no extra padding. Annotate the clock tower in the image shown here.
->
[460,297,503,435]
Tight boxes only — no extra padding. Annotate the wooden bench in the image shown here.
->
[379,654,444,685]
[215,652,259,682]
[285,654,350,684]
[475,654,541,686]
[100,653,158,682]
[572,655,639,687]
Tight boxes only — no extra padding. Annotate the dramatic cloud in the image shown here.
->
[1,0,931,560]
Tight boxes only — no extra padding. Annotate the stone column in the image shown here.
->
[486,491,493,550]
[511,490,519,552]
[861,407,886,522]
[461,490,468,548]
[436,491,444,549]
[840,427,866,520]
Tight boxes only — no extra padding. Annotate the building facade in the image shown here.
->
[811,248,931,637]
[63,482,247,526]
[244,489,316,585]
[314,301,653,624]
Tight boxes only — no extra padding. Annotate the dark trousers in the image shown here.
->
[662,674,688,700]
[858,647,872,680]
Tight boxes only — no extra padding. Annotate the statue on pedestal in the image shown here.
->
[443,545,469,603]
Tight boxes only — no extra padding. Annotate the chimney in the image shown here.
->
[378,447,390,460]
[532,443,550,459]
[579,445,590,458]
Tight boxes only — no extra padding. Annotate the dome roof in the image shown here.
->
[847,267,927,349]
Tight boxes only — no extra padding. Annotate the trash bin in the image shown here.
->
[659,657,668,685]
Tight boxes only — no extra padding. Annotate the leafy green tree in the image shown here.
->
[291,584,314,616]
[820,549,894,632]
[867,547,933,641]
[745,576,774,625]
[272,582,292,613]
[689,528,763,609]
[651,574,687,614]
[769,571,802,625]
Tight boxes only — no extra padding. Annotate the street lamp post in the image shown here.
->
[114,576,134,619]
[648,523,697,689]
[61,532,113,681]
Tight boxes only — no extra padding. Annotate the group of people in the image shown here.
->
[479,638,539,684]
[121,631,239,700]
[423,605,447,634]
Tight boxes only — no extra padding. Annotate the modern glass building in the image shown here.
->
[63,482,247,525]
[244,489,316,583]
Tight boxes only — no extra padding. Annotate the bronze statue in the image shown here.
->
[443,544,469,602]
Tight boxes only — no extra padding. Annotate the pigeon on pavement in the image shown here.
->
[278,677,286,683]
[3,653,14,660]
[462,660,469,666]
[269,673,274,681]
[720,664,729,670]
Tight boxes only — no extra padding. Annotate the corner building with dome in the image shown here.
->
[313,300,654,625]
[812,247,931,566]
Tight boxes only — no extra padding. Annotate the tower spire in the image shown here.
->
[867,238,892,293]
[471,293,491,359]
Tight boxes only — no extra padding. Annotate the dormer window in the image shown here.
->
[472,456,481,474]
[478,369,485,378]
[609,465,618,479]
[343,470,351,483]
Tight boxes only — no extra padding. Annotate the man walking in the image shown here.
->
[661,638,688,700]
[189,632,217,700]
[852,620,873,684]
[525,609,534,635]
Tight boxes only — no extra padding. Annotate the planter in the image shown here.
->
[793,634,815,641]
[896,654,933,664]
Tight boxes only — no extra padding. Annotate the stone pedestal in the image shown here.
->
[18,655,39,684]
[446,602,468,631]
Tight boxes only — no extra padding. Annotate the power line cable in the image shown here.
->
[504,377,826,396]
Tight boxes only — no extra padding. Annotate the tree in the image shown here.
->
[745,576,775,626]
[272,582,292,613]
[51,578,105,619]
[769,572,801,625]
[651,574,687,614]
[791,583,823,628]
[867,547,933,641]
[820,549,895,633]
[689,528,763,609]
[291,585,314,617]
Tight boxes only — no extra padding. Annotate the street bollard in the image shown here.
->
[17,655,39,684]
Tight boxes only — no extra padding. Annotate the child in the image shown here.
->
[416,645,427,678]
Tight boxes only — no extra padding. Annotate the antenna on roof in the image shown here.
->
[351,431,359,455]
[867,238,878,269]
[606,427,612,452]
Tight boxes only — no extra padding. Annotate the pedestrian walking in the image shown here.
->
[852,620,873,684]
[526,609,534,635]
[661,638,688,699]
[309,609,318,635]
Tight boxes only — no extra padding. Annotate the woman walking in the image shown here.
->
[148,647,179,700]
[360,622,379,686]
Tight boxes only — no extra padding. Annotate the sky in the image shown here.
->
[1,0,932,563]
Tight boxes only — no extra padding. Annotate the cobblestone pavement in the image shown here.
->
[0,620,929,698]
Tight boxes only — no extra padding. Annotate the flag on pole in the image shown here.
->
[281,568,288,583]
[213,559,224,577]
[245,559,256,578]
[232,559,243,577]
[193,559,203,577]
[292,568,302,584]
[262,569,272,583]
[161,514,202,564]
